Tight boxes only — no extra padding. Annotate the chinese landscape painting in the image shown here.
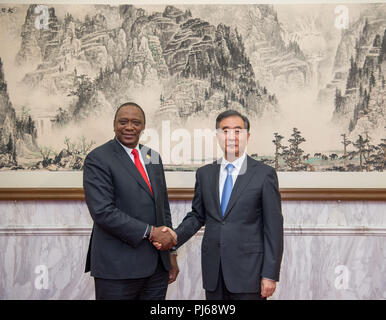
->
[0,2,385,172]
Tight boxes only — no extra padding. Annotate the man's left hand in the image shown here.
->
[168,254,179,284]
[261,278,276,298]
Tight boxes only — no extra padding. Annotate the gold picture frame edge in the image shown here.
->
[0,188,385,201]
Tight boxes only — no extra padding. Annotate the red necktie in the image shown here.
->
[131,149,153,195]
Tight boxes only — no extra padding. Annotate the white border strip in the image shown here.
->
[1,226,386,236]
[283,226,386,236]
[0,227,92,235]
[0,1,384,5]
[0,171,385,188]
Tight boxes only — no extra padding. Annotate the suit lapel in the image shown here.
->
[112,140,154,200]
[223,156,256,219]
[212,161,222,217]
[140,145,159,200]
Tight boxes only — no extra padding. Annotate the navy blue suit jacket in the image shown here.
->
[175,156,283,293]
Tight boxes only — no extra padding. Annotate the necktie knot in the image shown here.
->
[226,163,234,174]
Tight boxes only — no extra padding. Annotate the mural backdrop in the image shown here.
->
[0,3,385,172]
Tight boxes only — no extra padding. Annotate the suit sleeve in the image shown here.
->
[261,167,284,282]
[159,156,172,230]
[175,170,206,248]
[83,152,148,248]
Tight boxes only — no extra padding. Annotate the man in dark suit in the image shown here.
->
[83,102,178,300]
[156,109,283,300]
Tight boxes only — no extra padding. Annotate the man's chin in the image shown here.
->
[225,148,239,159]
[119,137,138,148]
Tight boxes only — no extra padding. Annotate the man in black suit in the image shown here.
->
[156,109,283,300]
[83,102,178,300]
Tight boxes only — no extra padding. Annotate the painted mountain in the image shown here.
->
[318,3,386,171]
[17,5,278,121]
[0,57,37,168]
[0,3,385,171]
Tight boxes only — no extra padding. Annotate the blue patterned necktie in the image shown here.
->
[220,164,235,216]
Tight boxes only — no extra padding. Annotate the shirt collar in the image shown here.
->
[221,153,246,171]
[115,137,140,155]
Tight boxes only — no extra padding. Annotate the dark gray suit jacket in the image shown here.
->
[83,139,172,279]
[175,156,283,293]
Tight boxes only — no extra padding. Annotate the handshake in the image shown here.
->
[150,226,177,251]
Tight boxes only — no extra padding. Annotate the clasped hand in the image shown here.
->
[151,226,177,251]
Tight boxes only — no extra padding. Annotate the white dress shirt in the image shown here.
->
[218,153,246,203]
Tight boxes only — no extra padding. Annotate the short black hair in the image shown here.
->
[114,102,146,125]
[215,109,250,132]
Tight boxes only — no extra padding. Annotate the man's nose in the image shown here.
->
[123,122,134,131]
[227,131,236,140]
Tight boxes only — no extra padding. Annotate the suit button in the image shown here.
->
[222,221,226,225]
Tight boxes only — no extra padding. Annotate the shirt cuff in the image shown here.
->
[143,224,150,239]
[262,277,276,282]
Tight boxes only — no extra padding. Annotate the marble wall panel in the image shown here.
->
[0,200,385,300]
